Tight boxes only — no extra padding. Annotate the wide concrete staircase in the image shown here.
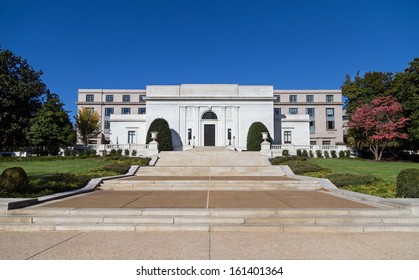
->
[2,207,419,232]
[1,147,419,232]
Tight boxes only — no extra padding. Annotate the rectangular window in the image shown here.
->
[86,95,94,102]
[105,95,114,102]
[121,108,131,114]
[128,131,136,144]
[289,108,298,115]
[322,140,331,145]
[326,95,334,102]
[327,121,335,130]
[289,95,297,103]
[284,131,292,144]
[306,95,314,103]
[326,108,335,130]
[122,95,130,102]
[105,108,114,117]
[138,108,146,114]
[310,140,317,145]
[274,108,280,115]
[305,108,315,117]
[139,95,145,102]
[274,95,281,103]
[104,120,110,130]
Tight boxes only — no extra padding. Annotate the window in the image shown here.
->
[86,95,94,102]
[202,111,218,119]
[289,95,297,103]
[105,95,114,102]
[326,108,335,130]
[322,140,331,145]
[306,108,315,134]
[122,95,130,102]
[128,131,136,144]
[274,95,281,103]
[310,140,317,145]
[284,131,292,144]
[104,120,110,130]
[326,95,334,102]
[139,95,145,102]
[138,108,146,114]
[121,108,131,114]
[289,108,298,115]
[105,108,114,116]
[274,108,280,115]
[306,95,314,102]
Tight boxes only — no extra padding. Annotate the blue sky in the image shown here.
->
[1,0,418,116]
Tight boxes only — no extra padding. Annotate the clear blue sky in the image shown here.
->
[1,0,418,117]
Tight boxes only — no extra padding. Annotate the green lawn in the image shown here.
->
[308,158,418,184]
[0,159,109,178]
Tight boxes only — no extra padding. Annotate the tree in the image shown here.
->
[27,92,76,155]
[0,48,46,150]
[246,122,272,151]
[391,58,419,150]
[145,118,173,151]
[75,107,101,146]
[347,96,409,161]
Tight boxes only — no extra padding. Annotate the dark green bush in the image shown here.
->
[246,122,272,151]
[288,161,324,175]
[109,149,117,155]
[146,118,173,151]
[345,150,351,158]
[316,150,323,158]
[324,151,330,158]
[0,167,29,193]
[309,150,314,158]
[296,149,302,156]
[396,169,419,198]
[282,149,289,157]
[326,173,376,188]
[116,149,123,156]
[302,149,309,158]
[270,156,306,165]
[124,149,130,156]
[339,151,345,158]
[102,163,131,174]
[331,150,337,158]
[131,150,137,157]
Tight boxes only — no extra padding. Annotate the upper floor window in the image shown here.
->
[305,108,315,118]
[274,108,280,116]
[306,95,314,102]
[289,95,297,103]
[105,95,114,102]
[105,108,114,117]
[122,95,130,102]
[274,95,281,103]
[326,108,335,117]
[289,108,298,115]
[86,95,94,102]
[121,108,131,114]
[326,95,334,102]
[138,108,146,114]
[139,95,145,102]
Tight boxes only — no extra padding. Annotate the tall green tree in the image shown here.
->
[390,58,419,150]
[0,48,46,150]
[246,122,272,151]
[75,107,101,146]
[27,92,76,155]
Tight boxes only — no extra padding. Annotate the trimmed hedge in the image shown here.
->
[288,161,323,175]
[146,118,173,151]
[326,173,376,188]
[396,168,419,198]
[0,167,29,193]
[102,163,131,174]
[246,122,272,151]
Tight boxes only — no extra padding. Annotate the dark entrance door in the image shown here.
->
[204,124,215,146]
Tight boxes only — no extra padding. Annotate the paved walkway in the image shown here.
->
[2,231,419,259]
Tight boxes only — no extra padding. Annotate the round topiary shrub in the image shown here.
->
[396,169,419,198]
[146,118,173,151]
[0,167,29,193]
[288,161,324,175]
[246,122,272,151]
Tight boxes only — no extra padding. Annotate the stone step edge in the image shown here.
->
[2,223,419,233]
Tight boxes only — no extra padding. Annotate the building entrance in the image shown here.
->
[204,124,215,146]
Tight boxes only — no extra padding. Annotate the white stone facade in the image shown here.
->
[76,84,344,150]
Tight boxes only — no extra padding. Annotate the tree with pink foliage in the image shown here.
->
[348,96,409,161]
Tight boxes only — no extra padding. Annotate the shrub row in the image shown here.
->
[396,169,419,198]
[325,173,376,187]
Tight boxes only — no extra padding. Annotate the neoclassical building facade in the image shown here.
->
[76,84,344,150]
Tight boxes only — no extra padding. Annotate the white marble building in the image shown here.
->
[76,84,344,151]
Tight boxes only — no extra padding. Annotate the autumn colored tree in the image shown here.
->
[75,107,101,146]
[347,96,409,161]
